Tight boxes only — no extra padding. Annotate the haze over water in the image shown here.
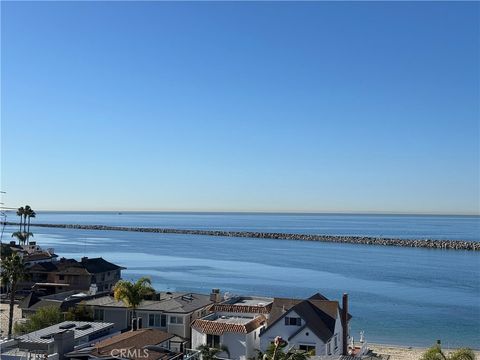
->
[3,212,479,348]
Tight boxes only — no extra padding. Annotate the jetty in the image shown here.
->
[3,222,479,251]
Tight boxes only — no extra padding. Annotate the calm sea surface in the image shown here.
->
[2,212,479,348]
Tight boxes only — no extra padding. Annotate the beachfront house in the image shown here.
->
[25,257,125,293]
[191,313,266,360]
[191,295,273,360]
[83,291,213,341]
[19,289,109,318]
[259,294,351,357]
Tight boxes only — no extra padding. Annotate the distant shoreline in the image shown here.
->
[4,222,479,251]
[4,210,480,216]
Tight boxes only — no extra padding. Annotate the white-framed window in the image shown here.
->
[149,314,167,327]
[207,334,220,348]
[170,316,184,324]
[299,345,315,355]
[334,334,338,349]
[327,342,331,355]
[285,317,301,326]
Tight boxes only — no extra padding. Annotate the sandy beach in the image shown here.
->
[369,343,480,360]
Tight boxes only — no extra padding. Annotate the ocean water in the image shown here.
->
[6,211,480,241]
[2,212,479,348]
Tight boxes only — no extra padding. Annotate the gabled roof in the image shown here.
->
[192,315,266,335]
[267,297,302,325]
[267,294,351,326]
[289,300,337,342]
[27,257,125,275]
[262,294,352,343]
[18,292,41,310]
[81,257,126,273]
[28,261,58,272]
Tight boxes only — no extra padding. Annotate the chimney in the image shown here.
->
[89,284,98,295]
[81,256,88,263]
[342,293,348,355]
[210,288,221,303]
[54,330,75,360]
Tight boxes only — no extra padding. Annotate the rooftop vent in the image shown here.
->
[76,324,92,330]
[59,323,76,329]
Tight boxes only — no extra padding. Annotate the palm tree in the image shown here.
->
[1,252,28,337]
[113,277,154,319]
[11,231,32,246]
[197,344,230,360]
[258,337,310,360]
[25,207,35,244]
[420,344,475,360]
[16,206,25,232]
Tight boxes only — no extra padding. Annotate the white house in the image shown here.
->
[191,312,267,360]
[259,294,351,357]
[190,295,273,360]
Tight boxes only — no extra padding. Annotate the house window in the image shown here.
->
[58,275,65,280]
[206,334,220,348]
[284,317,301,326]
[327,342,331,355]
[94,309,104,321]
[299,345,315,355]
[170,316,183,324]
[148,314,155,327]
[149,314,167,327]
[334,335,338,349]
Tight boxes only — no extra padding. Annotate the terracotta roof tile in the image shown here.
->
[212,304,272,314]
[192,315,266,335]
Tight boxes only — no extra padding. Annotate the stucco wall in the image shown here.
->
[104,308,128,332]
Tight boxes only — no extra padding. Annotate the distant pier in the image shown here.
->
[3,222,479,251]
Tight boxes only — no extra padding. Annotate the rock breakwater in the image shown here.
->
[4,222,479,251]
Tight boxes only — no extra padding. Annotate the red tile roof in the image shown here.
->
[192,315,266,335]
[211,304,271,314]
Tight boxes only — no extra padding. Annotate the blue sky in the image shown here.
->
[1,2,479,214]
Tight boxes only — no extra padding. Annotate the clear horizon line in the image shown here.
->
[4,208,479,217]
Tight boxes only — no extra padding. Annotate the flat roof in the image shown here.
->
[16,321,114,345]
[230,297,273,306]
[213,315,254,325]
